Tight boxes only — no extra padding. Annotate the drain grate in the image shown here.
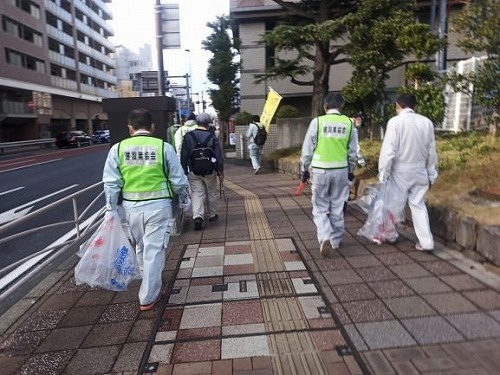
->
[257,272,294,297]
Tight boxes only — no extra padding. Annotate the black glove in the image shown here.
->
[300,170,310,183]
[348,173,355,182]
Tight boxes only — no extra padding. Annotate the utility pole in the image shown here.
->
[155,0,166,96]
[437,0,447,73]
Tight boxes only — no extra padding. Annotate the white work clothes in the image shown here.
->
[246,122,263,170]
[126,206,171,305]
[311,169,351,247]
[301,110,357,248]
[174,120,197,158]
[378,108,438,249]
[189,172,219,219]
[103,131,189,305]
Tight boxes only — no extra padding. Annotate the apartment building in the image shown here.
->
[0,0,117,142]
[230,0,470,117]
[113,44,154,97]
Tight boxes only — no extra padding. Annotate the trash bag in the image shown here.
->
[75,211,141,291]
[357,183,398,244]
[356,184,379,214]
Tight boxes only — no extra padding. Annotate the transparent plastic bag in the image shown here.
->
[75,211,141,291]
[357,185,379,214]
[357,183,398,244]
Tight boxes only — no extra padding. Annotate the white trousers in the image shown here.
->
[386,169,434,249]
[189,172,219,219]
[125,205,172,305]
[311,168,350,248]
[249,146,262,170]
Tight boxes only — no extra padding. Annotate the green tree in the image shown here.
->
[257,0,442,117]
[449,0,500,129]
[202,15,240,123]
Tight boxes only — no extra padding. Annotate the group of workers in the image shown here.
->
[100,90,438,313]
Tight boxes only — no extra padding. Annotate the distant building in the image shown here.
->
[0,0,117,141]
[113,44,153,97]
[230,0,474,117]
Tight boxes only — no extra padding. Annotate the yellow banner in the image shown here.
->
[260,87,282,132]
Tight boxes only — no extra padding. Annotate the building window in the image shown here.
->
[6,0,40,20]
[5,48,45,73]
[2,16,43,47]
[265,20,276,68]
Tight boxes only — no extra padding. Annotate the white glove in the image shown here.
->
[181,197,191,211]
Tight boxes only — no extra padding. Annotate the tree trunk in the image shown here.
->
[310,46,329,117]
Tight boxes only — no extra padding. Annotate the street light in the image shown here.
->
[184,49,192,112]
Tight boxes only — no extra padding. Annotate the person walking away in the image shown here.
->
[246,115,266,174]
[378,93,438,252]
[352,113,366,167]
[174,112,197,158]
[103,108,190,311]
[300,93,357,257]
[180,113,224,231]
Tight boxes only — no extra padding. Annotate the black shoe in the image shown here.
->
[208,214,219,222]
[194,217,203,230]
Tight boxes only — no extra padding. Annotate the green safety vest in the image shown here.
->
[311,113,352,169]
[118,136,173,201]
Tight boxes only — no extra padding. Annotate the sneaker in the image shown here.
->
[320,240,333,257]
[139,295,160,311]
[194,217,203,231]
[254,166,261,175]
[208,214,219,222]
[415,243,434,252]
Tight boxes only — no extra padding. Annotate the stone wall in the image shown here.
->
[276,158,500,267]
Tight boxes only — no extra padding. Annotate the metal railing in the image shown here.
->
[0,182,105,302]
[0,139,56,154]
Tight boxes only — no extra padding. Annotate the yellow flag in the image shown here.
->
[260,87,282,132]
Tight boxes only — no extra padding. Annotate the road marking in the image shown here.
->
[0,159,62,174]
[0,159,36,167]
[0,210,102,291]
[0,187,25,196]
[0,184,78,225]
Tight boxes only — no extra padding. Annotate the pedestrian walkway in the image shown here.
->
[1,161,500,375]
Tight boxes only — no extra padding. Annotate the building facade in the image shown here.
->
[230,0,472,117]
[0,0,117,141]
[113,44,153,97]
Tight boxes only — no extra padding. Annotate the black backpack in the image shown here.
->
[187,131,217,176]
[253,123,267,146]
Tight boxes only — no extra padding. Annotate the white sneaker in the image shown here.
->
[320,240,333,257]
[254,166,261,175]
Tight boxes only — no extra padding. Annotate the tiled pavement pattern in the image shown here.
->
[1,161,500,374]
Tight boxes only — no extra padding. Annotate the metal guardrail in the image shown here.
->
[0,182,106,302]
[0,138,56,154]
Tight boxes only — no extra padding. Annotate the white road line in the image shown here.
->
[0,187,25,196]
[0,210,102,290]
[0,159,36,167]
[0,159,62,174]
[0,185,79,225]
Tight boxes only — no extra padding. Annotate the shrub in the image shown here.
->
[275,105,300,119]
[234,111,253,125]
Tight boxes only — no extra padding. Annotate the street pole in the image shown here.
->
[155,0,166,96]
[185,49,192,112]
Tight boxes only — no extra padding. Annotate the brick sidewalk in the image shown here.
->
[1,161,500,375]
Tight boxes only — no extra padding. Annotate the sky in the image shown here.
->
[108,0,230,105]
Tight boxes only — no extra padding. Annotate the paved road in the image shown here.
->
[1,160,500,374]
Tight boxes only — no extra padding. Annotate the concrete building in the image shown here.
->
[230,0,471,117]
[0,0,117,142]
[113,44,153,97]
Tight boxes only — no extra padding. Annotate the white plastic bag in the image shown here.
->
[75,211,141,291]
[357,183,398,244]
[357,184,379,214]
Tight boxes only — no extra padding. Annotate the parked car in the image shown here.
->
[91,130,110,144]
[55,130,92,148]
